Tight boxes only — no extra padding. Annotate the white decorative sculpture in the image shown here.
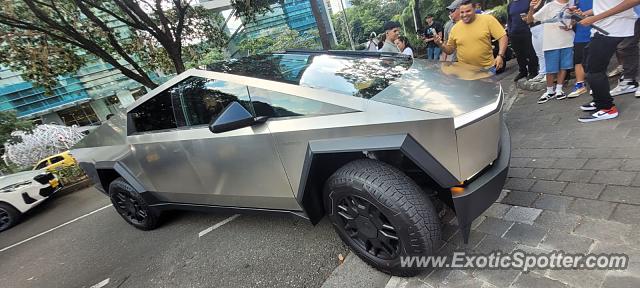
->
[4,124,85,167]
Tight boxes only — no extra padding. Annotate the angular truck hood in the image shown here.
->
[372,60,501,119]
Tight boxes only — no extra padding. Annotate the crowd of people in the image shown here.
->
[367,0,640,122]
[518,0,640,122]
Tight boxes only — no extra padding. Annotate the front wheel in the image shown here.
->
[323,159,442,276]
[0,203,21,232]
[109,177,160,230]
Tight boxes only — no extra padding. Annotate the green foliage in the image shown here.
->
[487,3,508,24]
[0,29,85,95]
[230,0,282,22]
[185,48,226,69]
[0,110,34,174]
[332,0,508,49]
[0,110,34,145]
[53,164,87,186]
[0,0,273,92]
[331,0,408,46]
[237,28,321,55]
[0,161,30,175]
[406,33,425,50]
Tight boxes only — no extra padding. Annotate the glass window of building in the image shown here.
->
[57,103,100,126]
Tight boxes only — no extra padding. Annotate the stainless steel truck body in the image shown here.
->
[72,51,510,275]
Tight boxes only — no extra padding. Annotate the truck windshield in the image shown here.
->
[208,53,412,99]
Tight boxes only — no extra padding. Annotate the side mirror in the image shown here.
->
[209,102,264,133]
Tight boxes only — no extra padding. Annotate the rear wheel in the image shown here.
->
[0,203,20,232]
[109,177,160,230]
[324,159,441,276]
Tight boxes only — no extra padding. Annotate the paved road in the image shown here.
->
[0,187,348,288]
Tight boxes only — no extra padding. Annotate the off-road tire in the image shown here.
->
[109,177,160,230]
[324,159,442,276]
[0,202,21,232]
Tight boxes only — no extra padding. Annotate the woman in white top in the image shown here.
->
[394,36,414,57]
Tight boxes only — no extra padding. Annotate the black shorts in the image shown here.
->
[574,42,588,65]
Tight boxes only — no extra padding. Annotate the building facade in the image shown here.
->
[0,12,157,127]
[200,0,336,54]
[0,61,150,126]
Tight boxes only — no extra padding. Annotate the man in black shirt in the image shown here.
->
[423,15,444,60]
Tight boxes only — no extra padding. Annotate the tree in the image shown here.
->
[0,110,34,174]
[237,28,320,55]
[0,0,279,91]
[331,0,408,48]
[309,0,330,49]
[4,124,84,167]
[0,110,34,146]
[413,0,422,33]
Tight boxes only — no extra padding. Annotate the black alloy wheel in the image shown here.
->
[334,195,400,260]
[324,159,442,276]
[113,191,148,225]
[108,177,159,230]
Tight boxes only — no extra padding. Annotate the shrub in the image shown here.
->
[53,165,87,186]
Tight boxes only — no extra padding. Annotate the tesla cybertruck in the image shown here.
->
[72,51,509,275]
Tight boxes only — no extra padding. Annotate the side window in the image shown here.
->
[49,156,65,164]
[170,77,251,127]
[248,87,357,118]
[128,90,177,134]
[35,161,48,170]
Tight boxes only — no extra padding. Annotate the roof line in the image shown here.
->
[283,49,411,59]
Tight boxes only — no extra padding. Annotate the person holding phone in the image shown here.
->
[525,0,575,104]
[423,15,444,59]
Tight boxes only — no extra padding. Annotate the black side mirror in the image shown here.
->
[209,102,262,133]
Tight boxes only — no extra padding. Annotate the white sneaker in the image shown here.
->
[529,74,545,83]
[538,92,556,104]
[578,106,619,122]
[610,80,638,96]
[608,65,624,78]
[556,90,567,100]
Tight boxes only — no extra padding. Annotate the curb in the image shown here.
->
[516,78,546,91]
[320,253,390,288]
[55,178,93,197]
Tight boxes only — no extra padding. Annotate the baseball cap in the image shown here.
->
[383,21,401,31]
[447,0,464,10]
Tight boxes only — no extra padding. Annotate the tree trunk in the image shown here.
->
[168,45,185,74]
[310,0,331,50]
[413,0,422,33]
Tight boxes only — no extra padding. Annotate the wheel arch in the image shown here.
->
[297,134,460,224]
[79,161,148,195]
[0,201,20,214]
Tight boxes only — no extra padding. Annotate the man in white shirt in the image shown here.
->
[576,0,637,122]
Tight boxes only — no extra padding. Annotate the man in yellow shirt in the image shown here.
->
[435,0,508,71]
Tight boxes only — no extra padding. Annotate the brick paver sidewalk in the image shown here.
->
[407,79,640,288]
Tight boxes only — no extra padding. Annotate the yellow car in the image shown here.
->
[33,151,77,172]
